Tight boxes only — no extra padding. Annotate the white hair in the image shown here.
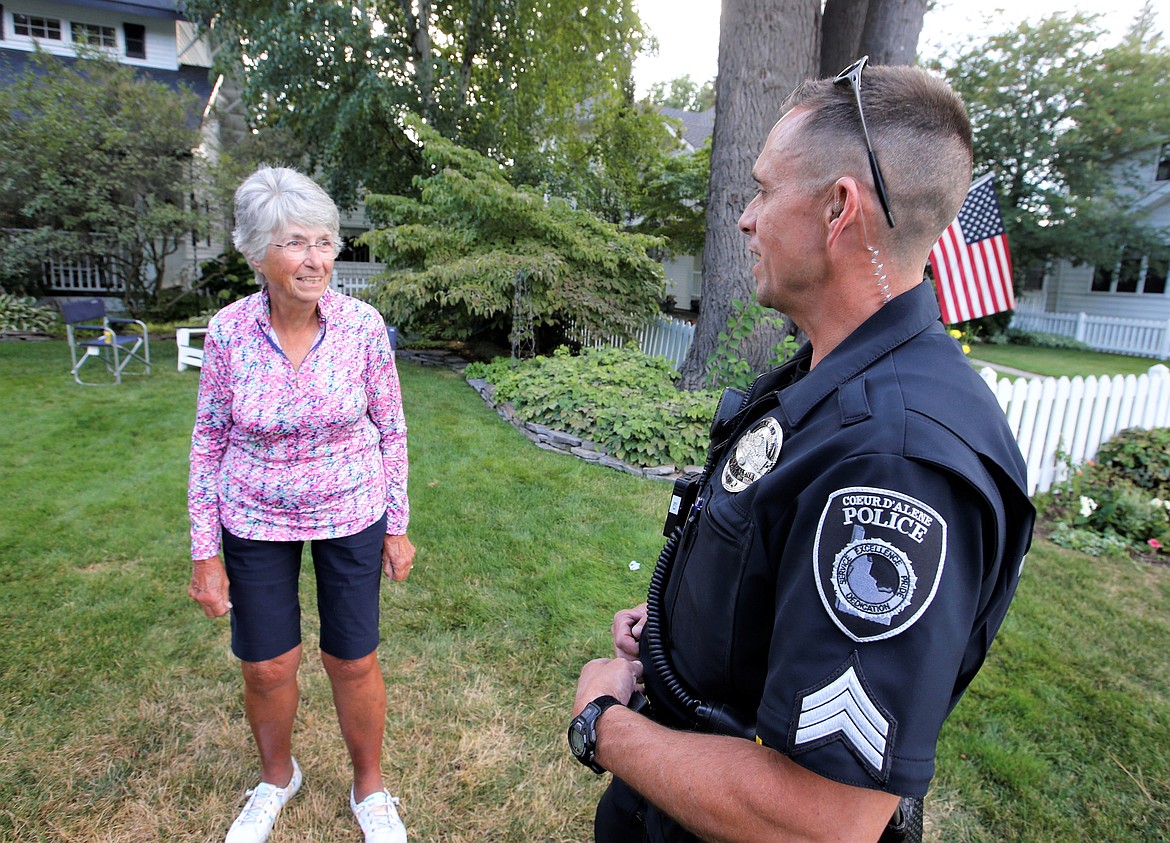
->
[231,166,341,264]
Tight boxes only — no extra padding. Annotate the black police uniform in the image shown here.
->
[602,281,1034,842]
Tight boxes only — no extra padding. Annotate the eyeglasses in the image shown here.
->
[269,239,341,258]
[834,56,895,228]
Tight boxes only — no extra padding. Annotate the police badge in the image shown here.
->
[721,416,783,493]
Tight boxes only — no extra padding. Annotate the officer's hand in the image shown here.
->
[612,603,647,661]
[574,657,643,717]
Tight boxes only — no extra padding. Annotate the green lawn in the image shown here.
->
[1,340,1167,841]
[969,343,1167,378]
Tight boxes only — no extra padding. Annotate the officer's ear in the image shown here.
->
[825,177,862,247]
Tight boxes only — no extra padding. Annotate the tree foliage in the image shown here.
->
[360,116,666,349]
[931,10,1170,279]
[188,0,654,210]
[627,140,710,258]
[0,50,206,314]
[647,75,715,112]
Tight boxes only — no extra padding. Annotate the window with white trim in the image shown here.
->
[123,22,145,58]
[14,13,62,40]
[1093,247,1170,295]
[1157,142,1170,182]
[71,21,116,48]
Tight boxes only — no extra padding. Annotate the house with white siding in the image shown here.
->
[656,106,713,313]
[1015,142,1170,358]
[0,0,220,297]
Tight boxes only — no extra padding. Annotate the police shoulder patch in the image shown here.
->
[812,486,947,642]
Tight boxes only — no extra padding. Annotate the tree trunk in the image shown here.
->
[821,0,869,77]
[400,0,436,122]
[676,0,819,390]
[858,0,928,65]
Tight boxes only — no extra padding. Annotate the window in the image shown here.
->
[1093,247,1170,295]
[71,21,116,49]
[1145,249,1168,296]
[1091,264,1114,292]
[1116,250,1143,293]
[1158,142,1170,182]
[13,14,62,40]
[123,22,145,59]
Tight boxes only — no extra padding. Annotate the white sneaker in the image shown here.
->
[350,787,407,843]
[224,757,303,843]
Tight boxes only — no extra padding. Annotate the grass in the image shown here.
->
[968,343,1166,378]
[1,339,1168,841]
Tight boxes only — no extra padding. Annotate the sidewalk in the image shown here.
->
[969,358,1043,379]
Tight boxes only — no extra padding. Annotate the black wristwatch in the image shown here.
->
[567,695,623,774]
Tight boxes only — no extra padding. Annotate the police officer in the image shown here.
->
[566,60,1035,842]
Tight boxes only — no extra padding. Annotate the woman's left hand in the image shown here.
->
[382,533,416,581]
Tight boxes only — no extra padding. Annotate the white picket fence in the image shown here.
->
[1010,307,1170,360]
[571,314,696,367]
[979,364,1170,495]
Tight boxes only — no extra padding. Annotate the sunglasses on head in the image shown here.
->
[834,56,895,228]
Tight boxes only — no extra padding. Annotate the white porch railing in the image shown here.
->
[331,262,385,298]
[2,229,129,294]
[41,254,125,293]
[1010,307,1170,360]
[980,364,1170,495]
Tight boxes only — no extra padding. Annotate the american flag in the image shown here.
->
[929,173,1015,325]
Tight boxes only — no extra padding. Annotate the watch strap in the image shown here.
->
[570,695,624,774]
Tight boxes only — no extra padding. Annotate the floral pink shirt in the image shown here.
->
[188,287,409,560]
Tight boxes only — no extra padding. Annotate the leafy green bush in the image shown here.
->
[143,286,212,323]
[466,346,719,468]
[1041,431,1170,558]
[704,299,799,391]
[1077,483,1170,547]
[1002,329,1091,350]
[1092,427,1170,496]
[198,249,256,307]
[362,117,665,350]
[0,290,56,334]
[1046,522,1135,558]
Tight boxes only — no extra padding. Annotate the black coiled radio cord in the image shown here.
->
[643,522,754,740]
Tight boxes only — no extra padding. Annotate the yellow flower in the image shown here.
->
[949,329,962,339]
[962,344,971,355]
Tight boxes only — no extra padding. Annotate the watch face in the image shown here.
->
[568,721,587,756]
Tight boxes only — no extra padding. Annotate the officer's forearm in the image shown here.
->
[595,706,898,843]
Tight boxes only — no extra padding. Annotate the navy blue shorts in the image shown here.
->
[221,513,387,663]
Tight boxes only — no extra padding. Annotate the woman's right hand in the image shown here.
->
[612,602,647,661]
[189,555,232,618]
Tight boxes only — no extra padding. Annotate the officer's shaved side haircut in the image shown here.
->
[782,65,973,260]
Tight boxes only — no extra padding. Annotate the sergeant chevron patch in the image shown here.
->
[789,653,894,784]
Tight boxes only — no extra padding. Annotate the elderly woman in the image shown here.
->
[188,166,414,843]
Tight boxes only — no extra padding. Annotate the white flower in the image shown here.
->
[628,560,641,571]
[1079,496,1098,518]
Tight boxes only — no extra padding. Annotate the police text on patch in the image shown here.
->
[840,494,934,544]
